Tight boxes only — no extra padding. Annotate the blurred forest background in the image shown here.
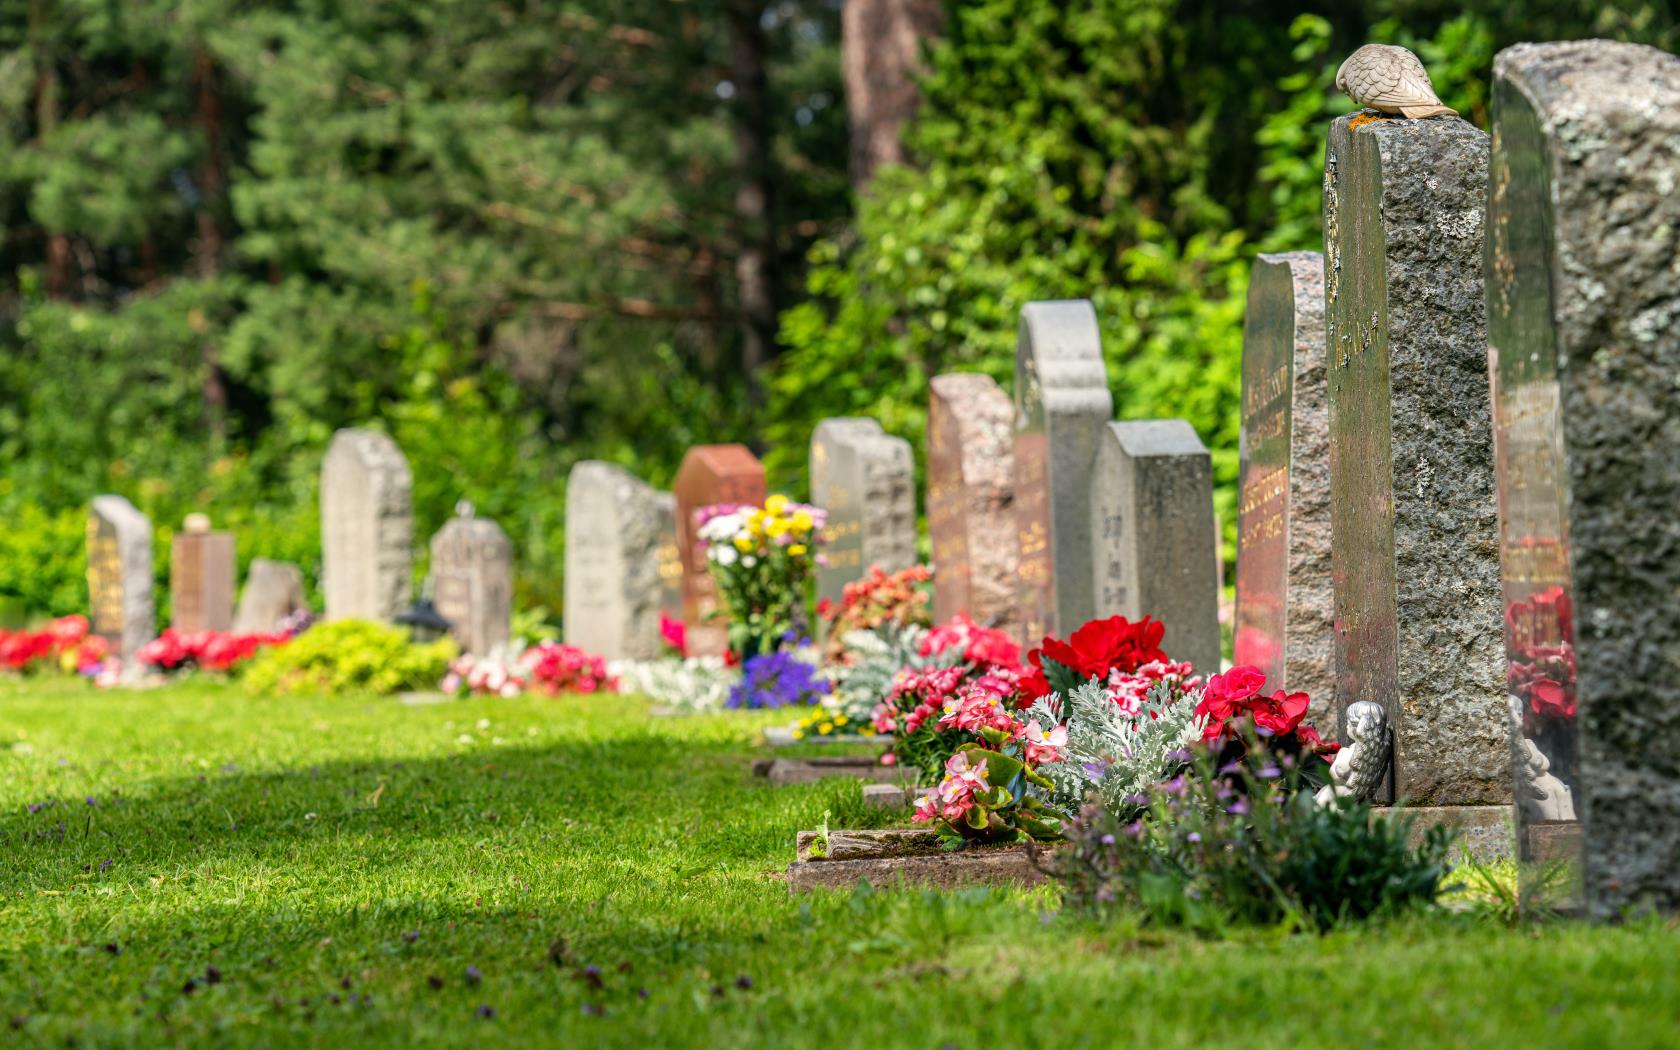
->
[2,0,1677,622]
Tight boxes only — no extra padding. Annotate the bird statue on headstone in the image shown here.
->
[1335,44,1457,119]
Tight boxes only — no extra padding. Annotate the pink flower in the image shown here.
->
[1021,720,1068,765]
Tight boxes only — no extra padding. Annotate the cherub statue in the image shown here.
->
[1518,738,1576,822]
[1315,701,1391,806]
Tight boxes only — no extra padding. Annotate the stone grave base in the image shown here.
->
[786,828,1051,894]
[752,755,919,787]
[1385,805,1514,862]
[762,724,885,748]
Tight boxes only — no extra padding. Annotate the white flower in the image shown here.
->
[715,546,739,566]
[742,555,757,568]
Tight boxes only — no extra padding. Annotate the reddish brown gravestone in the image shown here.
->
[171,514,237,633]
[673,445,768,657]
[927,374,1017,631]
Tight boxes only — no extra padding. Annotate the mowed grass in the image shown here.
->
[1,679,1677,1048]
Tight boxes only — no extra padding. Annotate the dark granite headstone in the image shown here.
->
[672,444,766,657]
[170,514,237,633]
[1489,41,1680,916]
[1014,300,1113,648]
[1234,251,1334,723]
[927,373,1017,630]
[1091,420,1221,674]
[1324,111,1508,807]
[564,462,675,661]
[810,418,917,605]
[87,495,153,665]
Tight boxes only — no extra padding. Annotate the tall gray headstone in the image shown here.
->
[1233,251,1334,724]
[170,514,236,633]
[1014,300,1113,647]
[1488,41,1680,916]
[928,373,1017,631]
[233,559,308,634]
[321,428,413,623]
[1325,111,1508,806]
[431,504,513,657]
[1092,420,1220,674]
[810,418,918,605]
[564,462,676,661]
[86,495,153,665]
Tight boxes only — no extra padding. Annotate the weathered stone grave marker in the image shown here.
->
[431,503,512,657]
[564,461,677,661]
[170,513,236,633]
[233,559,308,634]
[809,418,917,606]
[87,495,153,666]
[927,373,1017,631]
[673,444,766,657]
[1488,40,1680,915]
[1014,300,1113,647]
[1233,251,1334,723]
[1091,420,1221,674]
[321,428,413,622]
[1324,108,1507,807]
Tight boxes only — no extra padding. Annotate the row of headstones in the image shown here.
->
[85,429,515,663]
[1228,41,1680,915]
[561,309,1226,673]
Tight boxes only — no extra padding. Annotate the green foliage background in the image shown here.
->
[1,0,1676,621]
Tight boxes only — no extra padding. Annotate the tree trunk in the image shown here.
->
[726,0,777,420]
[842,0,943,188]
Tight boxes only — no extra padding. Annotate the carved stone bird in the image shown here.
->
[1335,44,1457,119]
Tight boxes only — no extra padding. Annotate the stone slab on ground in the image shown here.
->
[862,784,907,810]
[787,827,1050,893]
[762,724,883,748]
[758,756,918,787]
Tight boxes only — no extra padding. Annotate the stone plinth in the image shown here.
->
[1014,300,1113,648]
[809,418,918,605]
[563,462,676,661]
[1234,251,1335,723]
[1488,41,1680,916]
[673,445,766,657]
[1091,420,1221,674]
[430,506,513,657]
[927,373,1017,631]
[321,429,413,622]
[170,518,236,633]
[1324,111,1507,806]
[87,495,154,664]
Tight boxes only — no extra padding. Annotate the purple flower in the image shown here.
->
[1123,820,1144,839]
[464,966,482,986]
[1162,776,1187,797]
[1257,765,1281,779]
[1187,832,1201,844]
[1099,834,1115,845]
[1218,761,1243,776]
[1227,799,1249,816]
[1123,793,1149,808]
[1082,761,1108,783]
[726,651,830,709]
[1166,748,1193,764]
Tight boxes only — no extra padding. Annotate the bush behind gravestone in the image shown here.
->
[242,620,457,697]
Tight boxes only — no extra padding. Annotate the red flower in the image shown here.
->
[659,614,687,657]
[1251,687,1311,737]
[1296,723,1340,756]
[1193,665,1266,736]
[1024,615,1168,701]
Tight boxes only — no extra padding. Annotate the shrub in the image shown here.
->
[243,619,456,697]
[1057,748,1457,932]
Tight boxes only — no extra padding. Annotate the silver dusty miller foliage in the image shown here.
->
[825,623,935,722]
[1027,679,1206,816]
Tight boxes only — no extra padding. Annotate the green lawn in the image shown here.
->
[1,679,1676,1048]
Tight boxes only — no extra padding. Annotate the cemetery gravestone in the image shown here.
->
[810,418,917,605]
[87,495,154,665]
[1487,41,1680,915]
[1091,420,1221,674]
[1233,251,1335,724]
[232,559,308,634]
[927,373,1017,631]
[321,428,413,623]
[564,462,677,661]
[171,514,236,633]
[430,504,513,657]
[1014,300,1113,647]
[1324,109,1508,806]
[673,445,767,657]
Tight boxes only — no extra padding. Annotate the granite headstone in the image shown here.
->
[564,461,677,661]
[87,495,154,665]
[1233,251,1335,724]
[1324,110,1508,806]
[1014,300,1113,647]
[430,504,513,657]
[321,428,413,622]
[927,373,1017,630]
[170,514,236,633]
[232,559,308,634]
[673,444,767,657]
[1487,41,1680,915]
[810,418,917,605]
[1091,420,1221,674]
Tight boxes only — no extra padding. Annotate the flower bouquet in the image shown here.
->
[695,495,826,660]
[868,614,1022,779]
[911,712,1068,847]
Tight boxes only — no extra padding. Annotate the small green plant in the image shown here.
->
[1058,745,1457,933]
[242,619,456,697]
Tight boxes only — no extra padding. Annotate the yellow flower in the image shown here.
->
[791,730,804,740]
[834,714,848,725]
[764,517,789,538]
[733,536,755,553]
[789,511,814,534]
[788,544,807,557]
[819,722,834,734]
[765,494,791,515]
